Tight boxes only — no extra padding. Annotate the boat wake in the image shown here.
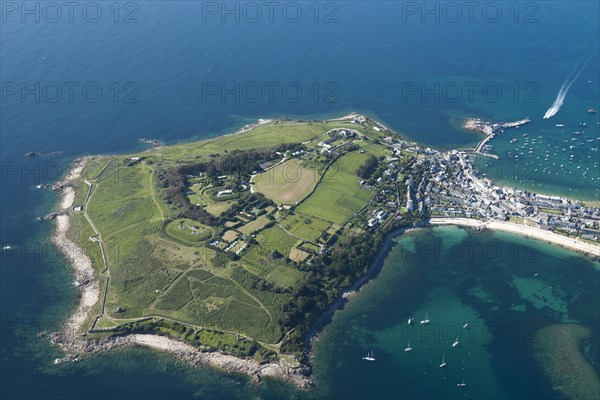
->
[543,55,591,120]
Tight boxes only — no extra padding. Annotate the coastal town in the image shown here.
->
[407,149,599,250]
[231,115,600,255]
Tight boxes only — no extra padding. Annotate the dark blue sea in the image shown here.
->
[1,2,599,399]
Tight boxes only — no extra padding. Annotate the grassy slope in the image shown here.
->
[157,122,331,161]
[75,119,385,347]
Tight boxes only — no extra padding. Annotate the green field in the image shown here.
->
[296,151,373,224]
[158,122,331,161]
[253,159,320,205]
[187,183,205,205]
[238,214,272,236]
[281,212,330,242]
[254,226,299,258]
[70,117,403,358]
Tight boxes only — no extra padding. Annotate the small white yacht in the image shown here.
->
[404,343,413,352]
[457,380,467,387]
[420,313,430,325]
[452,338,460,347]
[439,355,446,368]
[362,350,375,361]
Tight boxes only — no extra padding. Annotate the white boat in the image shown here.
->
[457,380,467,387]
[362,350,375,361]
[439,355,446,368]
[2,245,12,250]
[556,124,565,128]
[407,317,413,325]
[452,338,460,347]
[420,313,430,325]
[404,342,413,352]
[463,322,469,329]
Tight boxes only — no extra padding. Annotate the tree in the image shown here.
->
[357,155,378,179]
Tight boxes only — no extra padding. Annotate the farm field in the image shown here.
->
[281,212,330,243]
[254,226,298,258]
[296,151,374,224]
[253,159,320,205]
[238,215,272,236]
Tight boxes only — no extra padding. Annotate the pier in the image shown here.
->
[463,117,530,159]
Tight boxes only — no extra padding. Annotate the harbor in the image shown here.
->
[463,117,531,159]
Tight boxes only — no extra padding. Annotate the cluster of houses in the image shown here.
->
[367,210,388,228]
[356,129,599,243]
[409,150,600,241]
[317,129,357,152]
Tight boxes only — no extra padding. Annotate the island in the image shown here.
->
[49,114,599,389]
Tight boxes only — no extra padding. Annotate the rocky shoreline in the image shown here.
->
[50,332,313,390]
[49,157,314,391]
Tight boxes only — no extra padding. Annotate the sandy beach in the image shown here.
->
[429,217,599,257]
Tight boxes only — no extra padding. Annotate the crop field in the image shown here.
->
[253,159,320,205]
[204,201,232,217]
[241,245,305,287]
[254,226,298,258]
[281,212,330,242]
[289,243,310,262]
[300,242,321,254]
[238,214,271,235]
[296,151,373,224]
[221,230,239,242]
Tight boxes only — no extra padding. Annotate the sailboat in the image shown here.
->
[404,343,413,352]
[420,312,430,325]
[457,380,467,387]
[407,316,414,325]
[452,337,460,347]
[439,355,446,368]
[362,350,375,361]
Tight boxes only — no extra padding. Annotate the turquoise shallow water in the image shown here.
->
[1,2,599,398]
[311,227,600,399]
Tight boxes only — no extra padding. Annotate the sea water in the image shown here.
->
[1,2,599,398]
